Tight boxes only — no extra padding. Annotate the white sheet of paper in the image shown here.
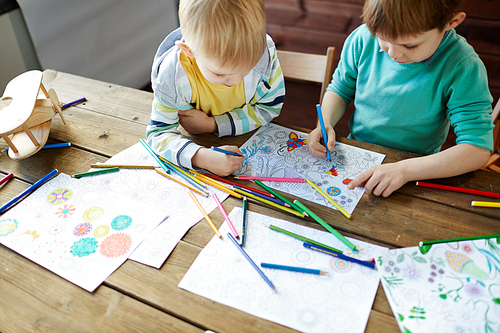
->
[233,123,386,215]
[377,239,500,333]
[179,208,385,332]
[92,142,230,268]
[0,173,166,291]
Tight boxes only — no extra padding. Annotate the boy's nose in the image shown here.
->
[387,46,402,60]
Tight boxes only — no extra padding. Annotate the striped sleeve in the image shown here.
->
[145,97,201,169]
[214,39,285,137]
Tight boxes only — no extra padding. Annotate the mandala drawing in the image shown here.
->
[47,188,73,205]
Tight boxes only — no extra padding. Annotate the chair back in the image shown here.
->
[277,47,336,103]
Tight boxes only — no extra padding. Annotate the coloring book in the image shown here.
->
[233,123,385,214]
[180,208,386,332]
[377,239,500,332]
[0,173,166,291]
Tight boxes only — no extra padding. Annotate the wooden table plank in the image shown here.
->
[0,246,203,333]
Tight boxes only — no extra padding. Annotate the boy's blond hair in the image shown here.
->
[179,0,266,70]
[363,0,461,39]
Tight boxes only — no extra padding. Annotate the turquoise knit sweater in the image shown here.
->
[328,24,493,155]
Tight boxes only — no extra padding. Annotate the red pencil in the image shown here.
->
[416,181,500,198]
[0,173,13,187]
[203,173,275,198]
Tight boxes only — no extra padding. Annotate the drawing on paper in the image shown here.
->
[378,238,500,333]
[234,123,385,214]
[180,208,386,333]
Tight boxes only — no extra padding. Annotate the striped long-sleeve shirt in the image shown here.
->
[146,28,285,169]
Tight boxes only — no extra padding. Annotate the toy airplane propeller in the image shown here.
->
[0,70,67,160]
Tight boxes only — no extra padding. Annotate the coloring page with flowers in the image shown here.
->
[180,207,387,333]
[0,173,167,292]
[233,123,385,214]
[377,239,500,333]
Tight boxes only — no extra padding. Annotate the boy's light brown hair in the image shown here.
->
[363,0,461,39]
[179,0,266,70]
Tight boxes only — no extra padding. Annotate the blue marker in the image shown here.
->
[316,104,331,161]
[211,146,243,157]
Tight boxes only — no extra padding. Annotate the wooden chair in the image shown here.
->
[277,46,336,103]
[0,70,66,160]
[482,98,500,172]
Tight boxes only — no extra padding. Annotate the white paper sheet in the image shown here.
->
[377,239,500,333]
[179,208,385,332]
[91,142,230,268]
[0,173,166,291]
[233,123,386,215]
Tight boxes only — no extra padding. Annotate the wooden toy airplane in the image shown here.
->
[0,70,66,160]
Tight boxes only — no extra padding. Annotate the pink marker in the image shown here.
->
[234,176,305,183]
[211,192,239,238]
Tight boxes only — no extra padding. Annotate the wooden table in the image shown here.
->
[1,70,499,333]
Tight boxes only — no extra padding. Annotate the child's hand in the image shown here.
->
[178,109,217,134]
[347,162,408,197]
[192,146,245,176]
[306,126,336,157]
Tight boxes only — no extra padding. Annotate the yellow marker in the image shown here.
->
[305,178,351,219]
[471,201,500,208]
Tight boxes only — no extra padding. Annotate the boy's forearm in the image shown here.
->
[397,143,491,182]
[321,91,348,128]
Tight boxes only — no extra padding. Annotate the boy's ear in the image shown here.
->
[175,40,195,58]
[446,12,466,30]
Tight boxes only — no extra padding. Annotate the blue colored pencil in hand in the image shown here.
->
[316,104,331,161]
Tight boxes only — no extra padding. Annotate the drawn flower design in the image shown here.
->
[258,145,272,154]
[82,207,104,222]
[428,263,446,283]
[342,178,353,185]
[464,282,484,298]
[73,222,92,237]
[99,232,132,258]
[0,219,18,236]
[327,187,341,197]
[70,237,98,257]
[46,188,73,205]
[326,166,338,176]
[346,246,365,259]
[404,266,421,280]
[460,242,475,255]
[56,204,75,219]
[111,215,132,230]
[286,132,306,152]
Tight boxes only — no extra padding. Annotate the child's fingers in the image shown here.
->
[348,168,373,190]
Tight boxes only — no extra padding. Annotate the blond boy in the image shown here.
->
[147,0,284,176]
[307,0,493,197]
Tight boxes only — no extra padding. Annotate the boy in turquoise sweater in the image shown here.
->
[147,0,284,176]
[307,0,493,197]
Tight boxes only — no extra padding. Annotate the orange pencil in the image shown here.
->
[188,191,222,238]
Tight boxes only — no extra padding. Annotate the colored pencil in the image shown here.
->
[91,164,158,169]
[416,181,500,199]
[254,179,306,215]
[188,191,221,238]
[471,201,500,208]
[194,174,242,199]
[72,167,119,178]
[61,97,87,109]
[261,262,328,275]
[0,169,58,215]
[0,173,14,187]
[155,168,209,197]
[294,199,355,250]
[227,233,275,290]
[235,176,305,183]
[305,178,351,219]
[316,103,331,161]
[419,233,500,247]
[233,187,305,217]
[161,158,206,187]
[212,192,239,238]
[161,161,208,193]
[303,242,376,269]
[211,146,243,157]
[139,139,171,175]
[203,173,275,197]
[5,142,71,153]
[265,224,342,253]
[241,196,248,246]
[232,184,290,207]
